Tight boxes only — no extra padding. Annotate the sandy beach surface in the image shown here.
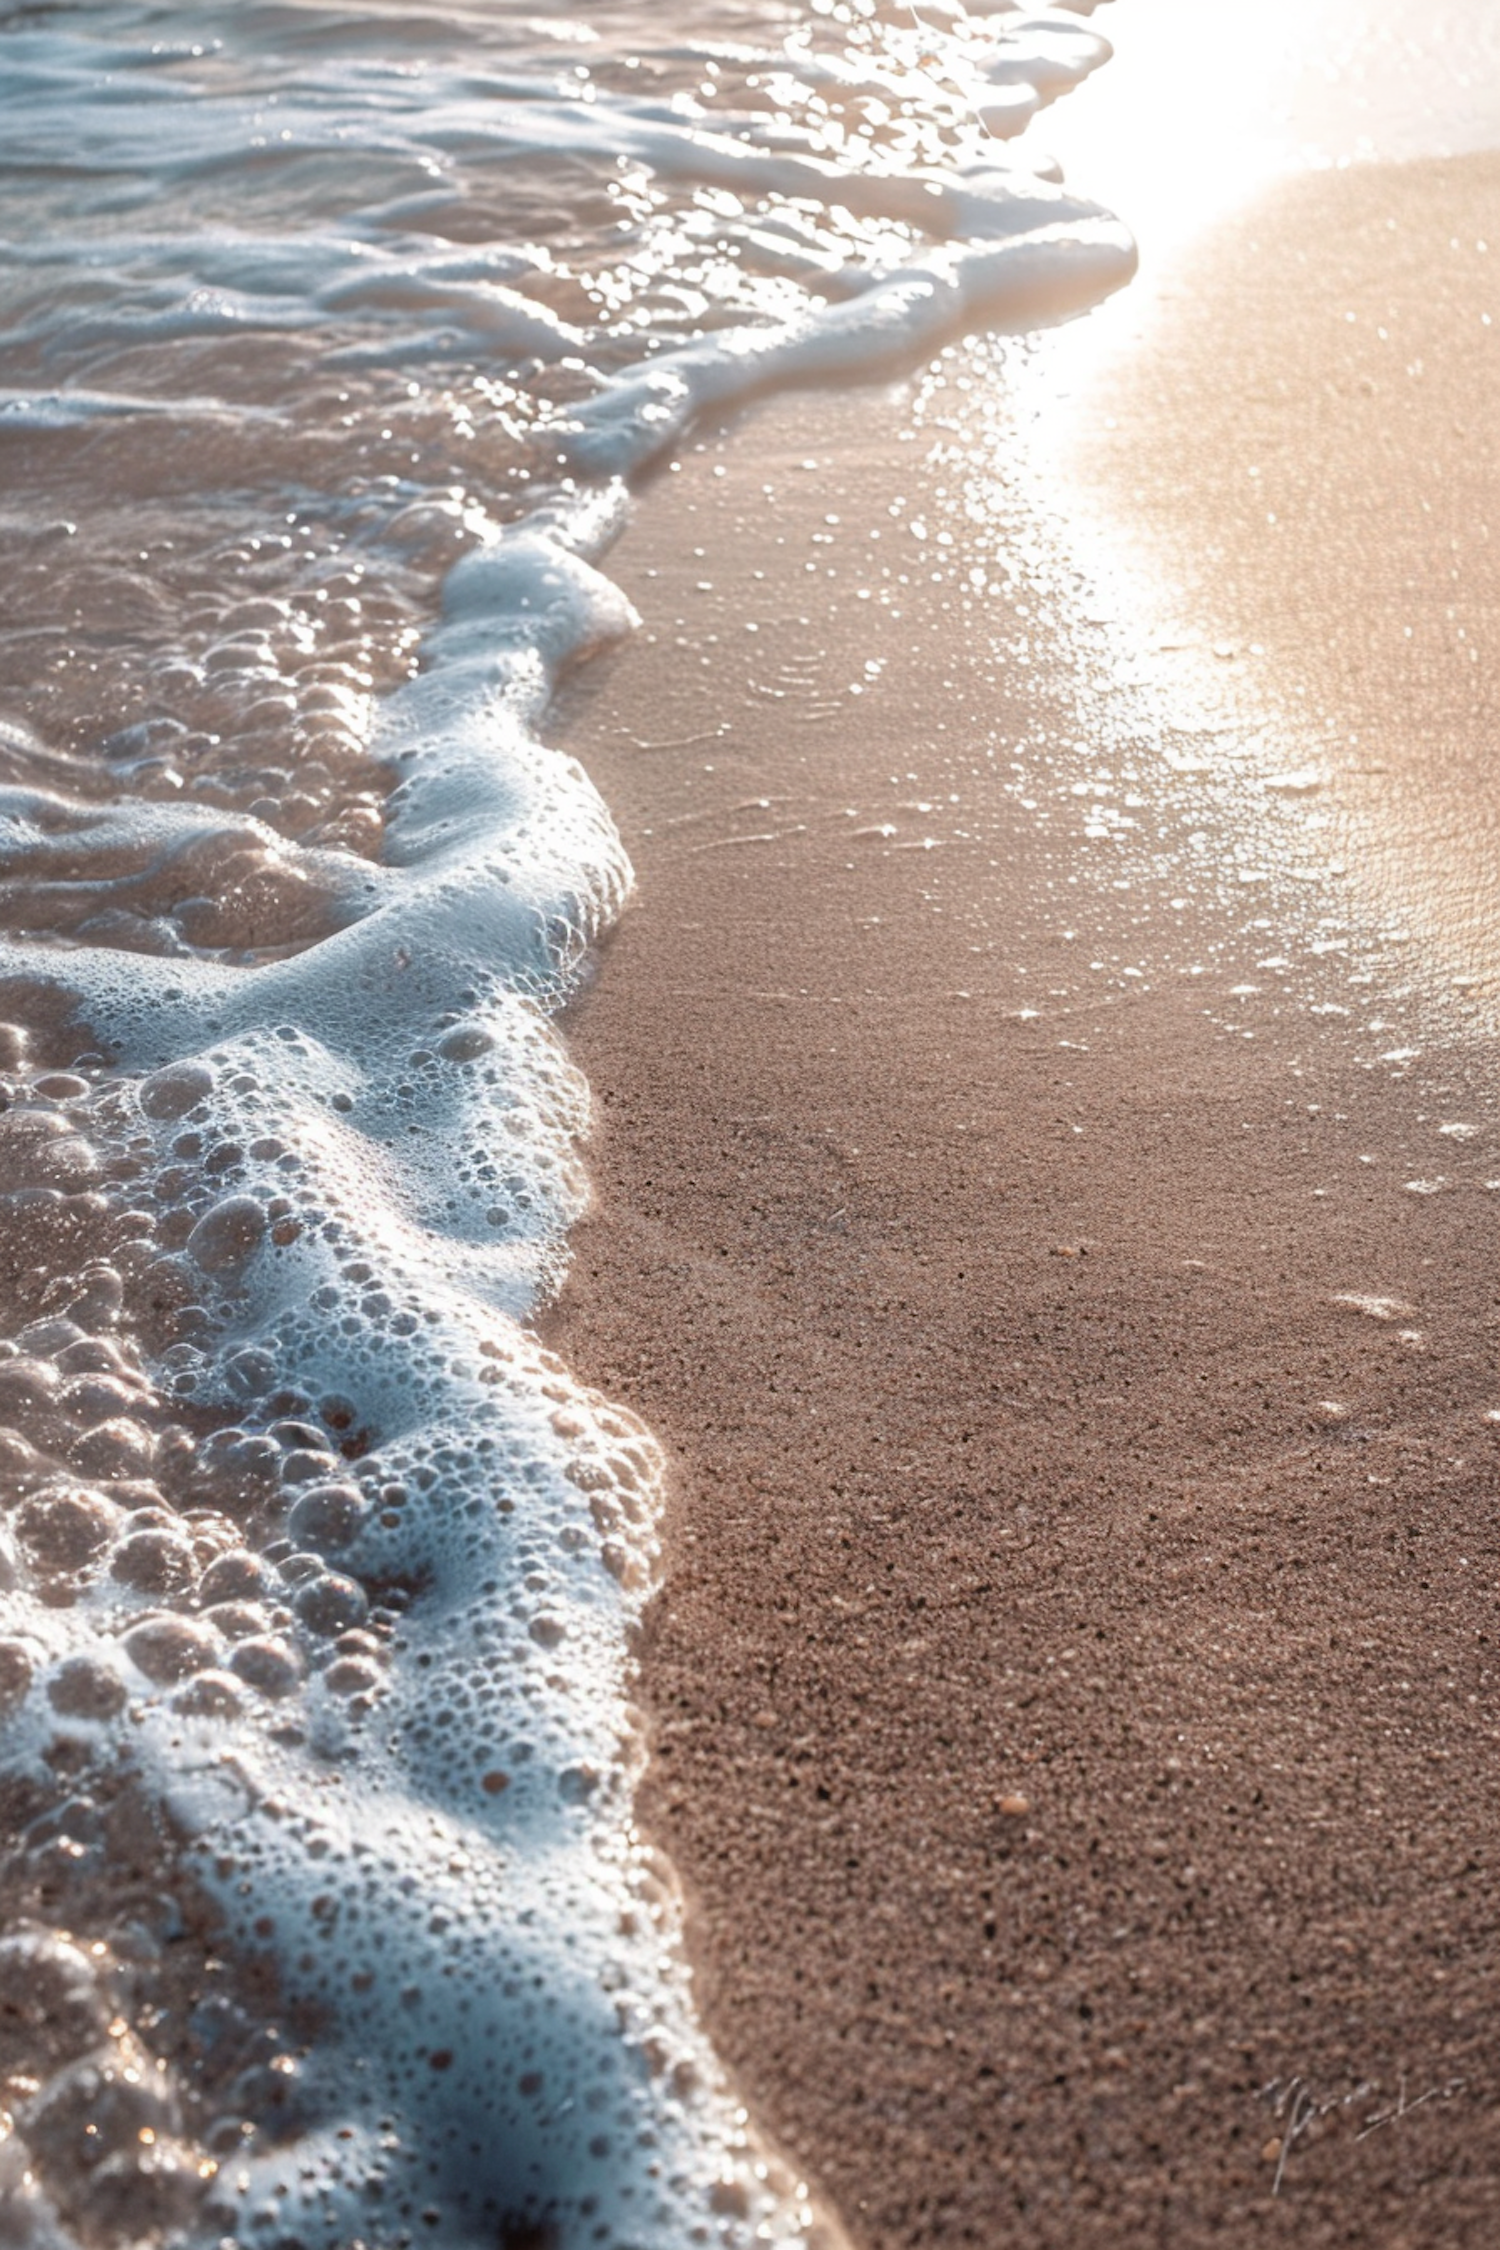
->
[550,150,1500,2247]
[1066,151,1499,989]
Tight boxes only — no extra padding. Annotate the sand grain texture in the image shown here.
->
[551,156,1500,2249]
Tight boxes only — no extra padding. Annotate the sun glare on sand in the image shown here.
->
[1040,0,1500,255]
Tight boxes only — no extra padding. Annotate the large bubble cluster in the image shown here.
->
[0,484,832,2249]
[0,969,830,2245]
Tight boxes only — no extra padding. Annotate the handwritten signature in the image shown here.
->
[1260,2072,1468,2194]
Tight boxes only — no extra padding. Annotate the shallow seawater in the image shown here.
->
[0,1,1130,2242]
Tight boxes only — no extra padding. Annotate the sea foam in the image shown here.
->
[0,2,1130,2240]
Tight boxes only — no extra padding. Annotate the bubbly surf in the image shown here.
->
[0,2,1131,2241]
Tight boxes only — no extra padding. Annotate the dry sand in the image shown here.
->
[549,155,1500,2246]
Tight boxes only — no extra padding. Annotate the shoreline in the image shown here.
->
[549,155,1500,2245]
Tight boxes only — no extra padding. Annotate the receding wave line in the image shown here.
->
[0,3,1128,2241]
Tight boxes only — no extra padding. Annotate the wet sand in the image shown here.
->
[550,155,1500,2246]
[1065,150,1500,994]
